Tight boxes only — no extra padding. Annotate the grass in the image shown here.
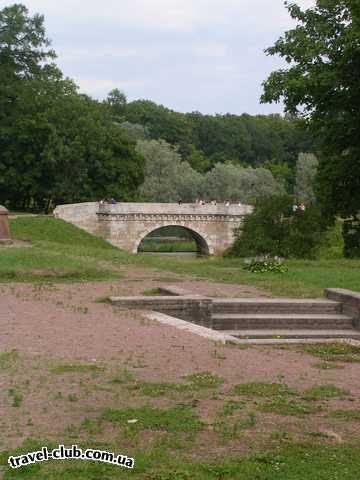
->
[259,398,321,416]
[139,239,197,253]
[301,343,360,363]
[128,381,190,397]
[231,382,297,398]
[329,409,360,421]
[8,388,23,408]
[219,400,247,417]
[110,369,136,384]
[0,350,19,370]
[311,362,345,370]
[142,288,163,296]
[101,405,204,435]
[1,216,360,297]
[2,439,360,479]
[51,363,104,374]
[214,413,257,441]
[302,384,350,401]
[185,372,224,388]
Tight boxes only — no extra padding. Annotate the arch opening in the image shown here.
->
[137,226,210,256]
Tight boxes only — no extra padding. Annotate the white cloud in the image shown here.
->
[17,0,317,113]
[25,0,316,31]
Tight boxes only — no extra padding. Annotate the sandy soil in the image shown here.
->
[1,276,360,454]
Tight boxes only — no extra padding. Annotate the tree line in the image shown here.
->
[1,3,316,213]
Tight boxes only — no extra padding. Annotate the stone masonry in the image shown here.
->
[54,202,253,255]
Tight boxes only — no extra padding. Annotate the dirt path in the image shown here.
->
[1,278,360,454]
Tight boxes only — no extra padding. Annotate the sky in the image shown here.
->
[14,0,315,115]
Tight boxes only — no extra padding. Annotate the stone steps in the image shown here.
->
[222,329,360,340]
[212,313,354,330]
[213,298,342,315]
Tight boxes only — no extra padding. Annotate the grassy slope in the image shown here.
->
[1,216,360,297]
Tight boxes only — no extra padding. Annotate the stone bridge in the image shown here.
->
[54,202,253,255]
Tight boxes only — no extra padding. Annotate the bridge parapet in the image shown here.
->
[55,202,253,255]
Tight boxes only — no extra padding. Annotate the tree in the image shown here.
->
[105,88,127,118]
[228,195,326,259]
[203,163,285,203]
[136,139,202,202]
[294,153,319,204]
[0,4,145,211]
[261,0,360,222]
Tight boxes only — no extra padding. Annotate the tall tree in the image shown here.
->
[294,153,319,205]
[261,0,360,222]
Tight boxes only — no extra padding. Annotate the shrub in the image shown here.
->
[243,256,288,273]
[228,195,327,259]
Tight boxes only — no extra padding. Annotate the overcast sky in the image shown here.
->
[16,0,314,115]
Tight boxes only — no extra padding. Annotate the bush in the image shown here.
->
[243,256,288,273]
[342,219,360,258]
[228,195,326,259]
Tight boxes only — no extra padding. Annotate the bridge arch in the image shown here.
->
[134,224,213,255]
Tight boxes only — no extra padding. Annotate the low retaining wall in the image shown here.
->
[325,288,360,329]
[109,295,213,328]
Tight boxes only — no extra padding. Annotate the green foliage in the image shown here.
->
[229,195,327,259]
[294,153,318,204]
[102,405,204,434]
[342,219,360,258]
[136,139,202,202]
[0,5,144,212]
[302,385,350,401]
[262,1,360,242]
[260,398,321,417]
[185,372,223,388]
[302,385,350,400]
[231,382,297,398]
[243,257,288,273]
[330,410,360,421]
[203,163,284,203]
[8,388,23,407]
[0,350,19,370]
[302,343,360,363]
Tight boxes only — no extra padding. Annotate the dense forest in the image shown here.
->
[0,4,317,212]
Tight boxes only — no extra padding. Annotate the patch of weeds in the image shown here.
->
[110,368,136,384]
[305,431,333,439]
[102,405,204,435]
[302,343,360,363]
[311,362,344,370]
[0,350,19,369]
[8,388,23,408]
[129,381,190,398]
[186,371,223,388]
[214,413,257,442]
[302,384,350,401]
[260,398,321,416]
[329,409,360,421]
[271,431,293,442]
[26,417,34,426]
[51,363,104,374]
[219,400,246,417]
[67,394,79,402]
[143,288,164,296]
[82,417,104,435]
[95,296,111,304]
[231,382,297,398]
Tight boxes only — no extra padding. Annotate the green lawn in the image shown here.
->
[2,216,360,297]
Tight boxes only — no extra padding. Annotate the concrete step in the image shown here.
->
[223,329,360,340]
[212,298,342,315]
[212,313,354,330]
